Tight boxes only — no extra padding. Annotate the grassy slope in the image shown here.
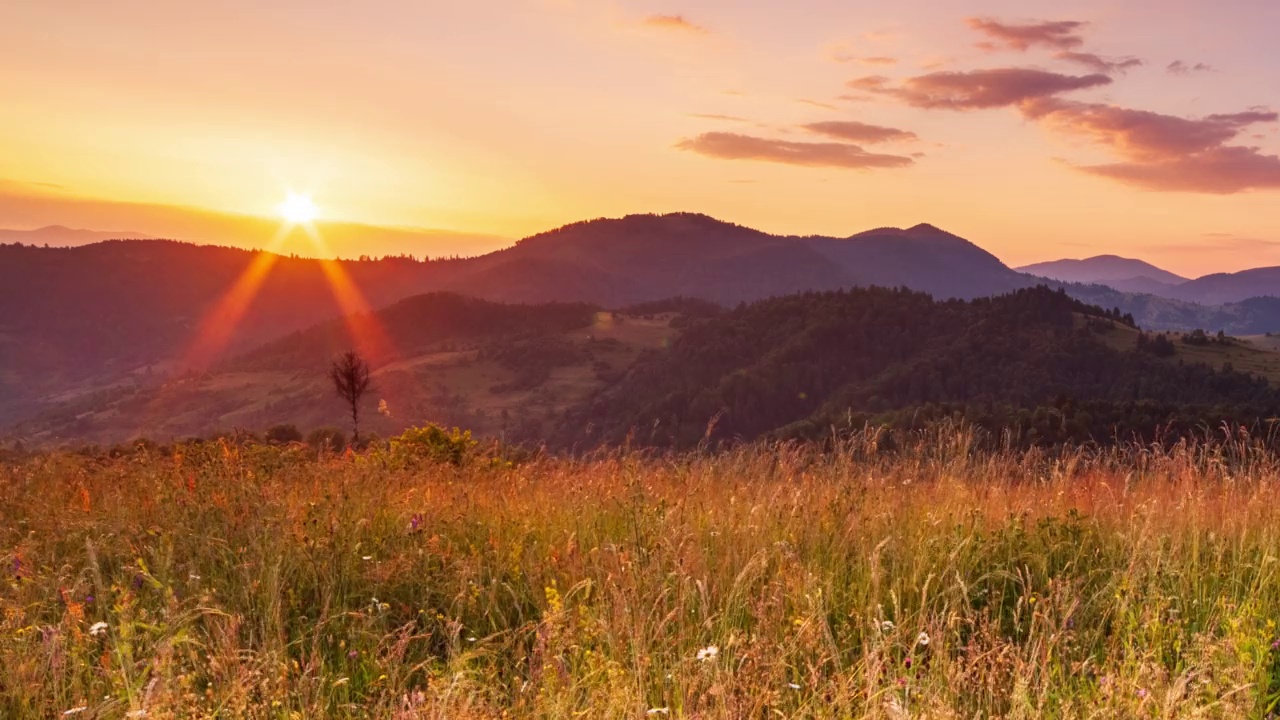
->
[1082,315,1280,383]
[11,312,678,445]
[5,431,1280,717]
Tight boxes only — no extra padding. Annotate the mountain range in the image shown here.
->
[8,212,1280,442]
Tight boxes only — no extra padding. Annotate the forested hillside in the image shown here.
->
[562,287,1280,448]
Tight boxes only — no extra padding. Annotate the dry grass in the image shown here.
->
[4,427,1280,717]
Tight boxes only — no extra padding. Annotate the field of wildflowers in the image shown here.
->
[4,427,1280,718]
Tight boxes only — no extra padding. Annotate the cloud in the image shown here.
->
[852,68,1111,110]
[855,56,899,66]
[802,121,918,144]
[687,113,751,123]
[1167,60,1215,75]
[1055,52,1143,74]
[677,132,914,169]
[966,18,1087,52]
[1022,99,1278,161]
[1022,99,1280,193]
[1081,147,1280,194]
[642,14,709,34]
[796,99,839,111]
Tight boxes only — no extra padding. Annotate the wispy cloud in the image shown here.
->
[796,98,839,111]
[677,132,914,169]
[1055,52,1143,75]
[966,18,1087,52]
[851,68,1111,110]
[1167,60,1215,75]
[687,113,751,123]
[803,121,918,144]
[642,14,709,34]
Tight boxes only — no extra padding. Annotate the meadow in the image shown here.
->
[4,427,1280,718]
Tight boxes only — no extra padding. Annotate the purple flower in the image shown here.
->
[348,650,359,659]
[85,595,94,604]
[1272,638,1280,651]
[410,514,423,532]
[1137,688,1148,699]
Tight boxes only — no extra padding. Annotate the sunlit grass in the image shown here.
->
[4,428,1280,717]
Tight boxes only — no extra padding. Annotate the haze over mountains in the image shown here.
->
[8,212,1280,443]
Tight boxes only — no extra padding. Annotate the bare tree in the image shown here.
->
[329,350,372,444]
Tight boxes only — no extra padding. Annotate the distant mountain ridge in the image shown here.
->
[1018,255,1189,288]
[0,225,154,246]
[9,212,1280,436]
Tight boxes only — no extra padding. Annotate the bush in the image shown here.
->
[307,427,347,450]
[386,424,477,467]
[265,424,304,444]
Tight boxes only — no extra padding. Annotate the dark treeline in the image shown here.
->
[559,286,1280,448]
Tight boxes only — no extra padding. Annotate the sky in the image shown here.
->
[4,0,1280,274]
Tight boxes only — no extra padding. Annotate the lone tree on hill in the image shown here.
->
[329,350,372,444]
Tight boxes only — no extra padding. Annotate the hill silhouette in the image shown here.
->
[1019,255,1188,287]
[10,213,1280,436]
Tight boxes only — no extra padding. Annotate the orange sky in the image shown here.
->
[4,1,1280,275]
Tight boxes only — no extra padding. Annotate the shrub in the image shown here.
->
[307,426,347,450]
[386,424,477,467]
[265,423,304,444]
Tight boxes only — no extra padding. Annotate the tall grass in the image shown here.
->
[4,427,1280,718]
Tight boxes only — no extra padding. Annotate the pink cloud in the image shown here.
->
[1167,60,1215,75]
[1055,52,1143,75]
[642,15,709,34]
[1023,99,1277,161]
[1083,147,1280,193]
[802,121,918,144]
[677,132,914,169]
[1022,99,1280,193]
[852,68,1111,110]
[966,18,1087,52]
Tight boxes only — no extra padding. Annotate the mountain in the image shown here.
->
[0,215,1025,389]
[811,223,1029,299]
[1018,255,1188,287]
[558,286,1280,449]
[0,225,153,245]
[1173,267,1280,304]
[9,212,1280,439]
[434,215,1026,306]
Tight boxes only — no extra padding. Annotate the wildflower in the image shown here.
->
[647,709,670,716]
[788,683,801,690]
[348,650,359,659]
[89,622,108,637]
[126,711,148,718]
[1137,688,1148,699]
[904,657,912,669]
[468,636,477,642]
[880,620,895,634]
[378,399,391,417]
[63,708,87,716]
[410,514,423,532]
[916,631,930,647]
[696,645,719,662]
[361,556,373,561]
[1272,638,1280,651]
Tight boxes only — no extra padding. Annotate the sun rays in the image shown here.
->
[178,203,398,372]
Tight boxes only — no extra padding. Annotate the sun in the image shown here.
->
[279,192,318,224]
